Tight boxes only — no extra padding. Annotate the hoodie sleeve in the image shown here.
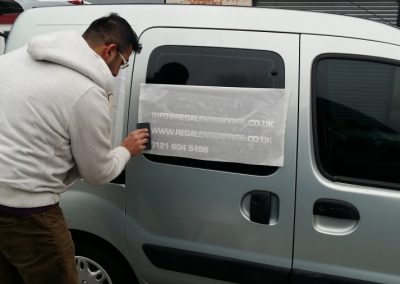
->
[69,87,131,186]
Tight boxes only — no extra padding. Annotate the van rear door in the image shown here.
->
[125,28,299,284]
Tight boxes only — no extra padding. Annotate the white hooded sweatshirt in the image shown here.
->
[0,30,131,208]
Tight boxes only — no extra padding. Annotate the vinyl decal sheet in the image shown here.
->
[139,84,290,166]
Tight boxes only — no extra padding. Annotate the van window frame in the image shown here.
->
[312,53,400,190]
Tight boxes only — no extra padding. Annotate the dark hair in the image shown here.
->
[83,13,142,53]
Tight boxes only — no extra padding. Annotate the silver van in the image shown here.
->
[5,4,400,284]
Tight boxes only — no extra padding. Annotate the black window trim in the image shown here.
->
[312,53,400,190]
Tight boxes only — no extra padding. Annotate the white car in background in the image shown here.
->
[0,0,83,54]
[15,0,84,9]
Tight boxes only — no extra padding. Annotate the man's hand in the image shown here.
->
[122,129,149,156]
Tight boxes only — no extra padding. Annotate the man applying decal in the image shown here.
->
[0,13,147,283]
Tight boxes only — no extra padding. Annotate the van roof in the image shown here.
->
[9,4,400,47]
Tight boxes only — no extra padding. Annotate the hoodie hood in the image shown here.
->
[27,30,114,95]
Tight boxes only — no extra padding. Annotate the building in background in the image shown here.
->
[254,1,399,29]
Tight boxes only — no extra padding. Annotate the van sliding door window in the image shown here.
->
[314,55,400,189]
[145,45,285,175]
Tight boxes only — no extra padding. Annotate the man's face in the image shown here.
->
[106,46,133,77]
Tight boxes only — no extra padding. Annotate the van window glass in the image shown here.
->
[145,45,285,175]
[315,56,400,188]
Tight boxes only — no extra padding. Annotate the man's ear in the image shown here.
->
[103,43,117,61]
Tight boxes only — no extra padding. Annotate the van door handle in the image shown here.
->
[250,191,272,224]
[313,199,360,220]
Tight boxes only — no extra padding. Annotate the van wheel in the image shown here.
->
[74,239,138,284]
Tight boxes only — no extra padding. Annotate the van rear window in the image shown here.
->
[145,45,285,175]
[314,55,400,189]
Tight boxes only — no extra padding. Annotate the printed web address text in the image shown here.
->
[152,127,272,144]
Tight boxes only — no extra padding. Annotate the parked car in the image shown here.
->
[14,0,84,9]
[0,0,83,54]
[5,4,400,284]
[0,1,21,41]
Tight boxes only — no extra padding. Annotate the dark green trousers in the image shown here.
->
[0,205,78,284]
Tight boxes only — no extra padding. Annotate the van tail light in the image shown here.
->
[68,0,84,4]
[0,14,19,25]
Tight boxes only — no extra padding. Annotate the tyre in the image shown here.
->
[74,238,138,284]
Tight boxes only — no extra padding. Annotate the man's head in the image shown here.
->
[83,13,142,77]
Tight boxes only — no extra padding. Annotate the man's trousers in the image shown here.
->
[0,204,78,284]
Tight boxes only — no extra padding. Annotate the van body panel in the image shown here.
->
[60,181,129,258]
